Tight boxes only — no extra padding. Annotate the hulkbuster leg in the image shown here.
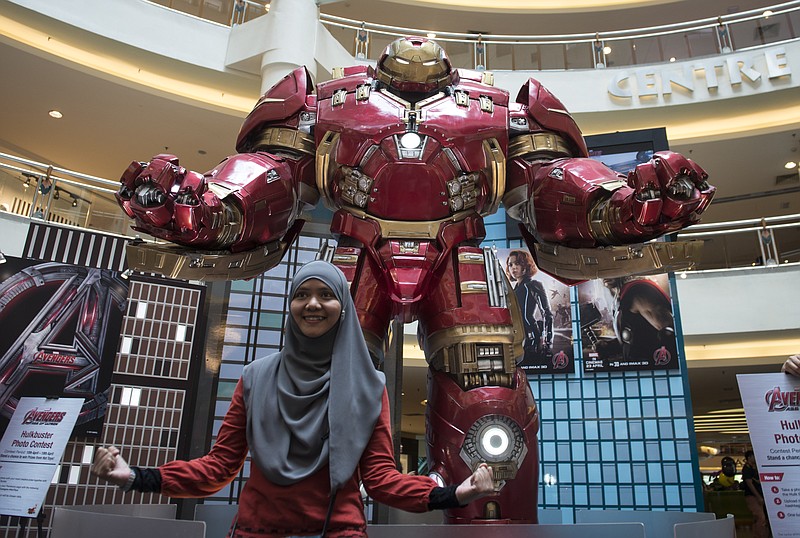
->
[418,246,540,523]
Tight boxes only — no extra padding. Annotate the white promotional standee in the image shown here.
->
[737,373,800,538]
[0,397,83,518]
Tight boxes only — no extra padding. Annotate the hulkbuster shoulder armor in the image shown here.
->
[117,36,714,524]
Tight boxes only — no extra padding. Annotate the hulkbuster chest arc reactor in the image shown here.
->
[117,36,713,523]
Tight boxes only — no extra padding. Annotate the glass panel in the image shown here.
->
[565,43,593,69]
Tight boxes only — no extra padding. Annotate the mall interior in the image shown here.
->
[0,0,799,536]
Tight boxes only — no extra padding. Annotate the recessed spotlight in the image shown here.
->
[785,161,798,169]
[669,57,677,62]
[48,110,63,119]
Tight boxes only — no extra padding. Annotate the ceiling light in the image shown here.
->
[121,268,134,280]
[763,10,774,18]
[669,57,677,62]
[48,110,63,119]
[602,46,612,55]
[785,161,798,169]
[427,33,437,39]
[54,189,60,200]
[71,198,78,207]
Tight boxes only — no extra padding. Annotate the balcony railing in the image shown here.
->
[147,0,800,71]
[2,152,797,272]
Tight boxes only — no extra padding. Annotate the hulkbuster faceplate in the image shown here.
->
[116,36,715,524]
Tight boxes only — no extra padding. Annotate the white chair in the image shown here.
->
[674,514,736,538]
[67,503,177,519]
[538,508,565,524]
[50,507,205,538]
[194,503,239,537]
[367,523,646,538]
[575,509,716,538]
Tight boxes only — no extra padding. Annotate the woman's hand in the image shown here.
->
[90,446,132,487]
[455,463,495,505]
[783,354,800,377]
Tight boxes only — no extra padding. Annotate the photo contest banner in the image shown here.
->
[738,374,800,538]
[0,397,83,517]
[497,248,574,374]
[576,274,679,373]
[0,258,128,437]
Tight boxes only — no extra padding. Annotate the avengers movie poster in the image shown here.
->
[0,258,128,437]
[577,274,678,373]
[498,248,574,374]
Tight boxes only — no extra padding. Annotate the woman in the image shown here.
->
[506,249,552,364]
[92,260,493,537]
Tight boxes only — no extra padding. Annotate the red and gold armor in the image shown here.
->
[116,37,714,523]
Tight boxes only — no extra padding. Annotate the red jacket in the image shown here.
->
[160,381,437,537]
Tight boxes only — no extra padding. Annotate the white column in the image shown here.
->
[258,0,319,93]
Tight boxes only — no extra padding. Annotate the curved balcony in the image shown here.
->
[150,0,800,71]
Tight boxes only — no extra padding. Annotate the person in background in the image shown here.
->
[91,261,494,537]
[782,353,800,376]
[742,450,769,538]
[708,456,739,491]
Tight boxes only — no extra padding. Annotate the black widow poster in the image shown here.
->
[577,274,679,373]
[498,248,574,374]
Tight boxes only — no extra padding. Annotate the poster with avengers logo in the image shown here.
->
[577,274,678,373]
[0,258,127,437]
[498,248,574,374]
[737,374,800,538]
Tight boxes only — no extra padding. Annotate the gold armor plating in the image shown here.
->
[508,133,572,161]
[126,239,286,281]
[427,324,523,390]
[250,127,315,156]
[375,38,451,91]
[533,239,703,281]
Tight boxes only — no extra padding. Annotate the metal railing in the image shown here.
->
[676,213,800,272]
[320,1,800,71]
[148,0,800,71]
[2,152,797,273]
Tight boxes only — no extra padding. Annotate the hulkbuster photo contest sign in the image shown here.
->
[738,374,800,537]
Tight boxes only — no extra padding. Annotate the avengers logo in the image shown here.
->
[22,407,67,425]
[32,352,77,366]
[551,351,569,370]
[764,386,800,412]
[653,346,672,365]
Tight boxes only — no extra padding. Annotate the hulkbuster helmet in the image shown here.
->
[375,36,454,93]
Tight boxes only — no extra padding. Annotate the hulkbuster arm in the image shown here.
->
[504,78,715,280]
[116,68,319,279]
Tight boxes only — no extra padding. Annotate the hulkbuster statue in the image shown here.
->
[117,37,714,523]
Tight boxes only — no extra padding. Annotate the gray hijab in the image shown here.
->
[241,260,386,492]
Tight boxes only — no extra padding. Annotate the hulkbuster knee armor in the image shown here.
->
[116,36,714,523]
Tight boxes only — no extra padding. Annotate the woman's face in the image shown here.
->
[507,256,527,280]
[290,278,342,338]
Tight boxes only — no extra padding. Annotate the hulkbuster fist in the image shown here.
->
[533,150,714,247]
[603,150,714,243]
[116,155,228,246]
[116,153,298,251]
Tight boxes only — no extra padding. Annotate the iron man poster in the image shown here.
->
[0,258,127,437]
